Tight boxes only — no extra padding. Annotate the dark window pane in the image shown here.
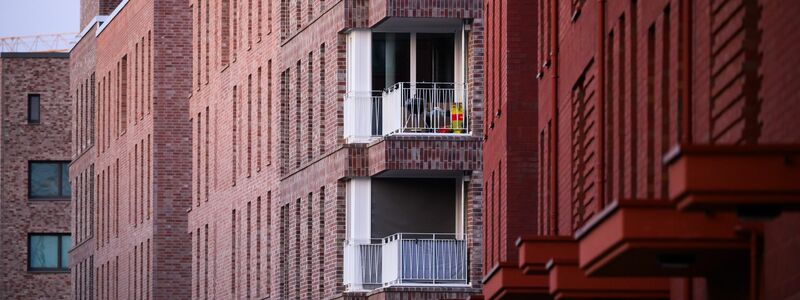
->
[29,235,59,269]
[60,163,71,197]
[28,94,40,123]
[372,33,410,91]
[416,33,455,83]
[30,163,59,198]
[60,236,71,268]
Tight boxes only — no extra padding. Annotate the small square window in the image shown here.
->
[28,94,40,123]
[28,233,70,272]
[29,161,71,199]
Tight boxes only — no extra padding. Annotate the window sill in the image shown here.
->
[29,197,71,202]
[28,269,69,274]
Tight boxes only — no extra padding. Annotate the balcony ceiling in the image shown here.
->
[373,17,463,33]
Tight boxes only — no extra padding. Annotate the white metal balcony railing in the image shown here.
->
[344,233,468,291]
[344,82,469,141]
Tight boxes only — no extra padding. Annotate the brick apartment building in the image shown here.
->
[68,0,193,298]
[187,0,485,299]
[480,0,800,300]
[0,52,72,299]
[66,0,485,299]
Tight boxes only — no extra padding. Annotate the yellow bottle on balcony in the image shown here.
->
[451,103,464,133]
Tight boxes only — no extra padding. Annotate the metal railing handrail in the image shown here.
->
[344,81,470,141]
[384,81,466,93]
[344,232,468,290]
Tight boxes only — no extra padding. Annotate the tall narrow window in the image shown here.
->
[257,0,262,41]
[232,85,238,186]
[28,94,41,123]
[247,0,253,49]
[246,201,252,299]
[120,55,128,132]
[147,134,151,219]
[307,53,313,162]
[255,197,262,297]
[231,209,237,297]
[232,0,238,60]
[220,0,231,65]
[257,68,262,171]
[318,44,326,154]
[205,107,210,201]
[256,68,262,172]
[197,113,202,205]
[267,61,273,166]
[247,74,253,177]
[134,43,139,123]
[317,187,325,296]
[196,1,202,89]
[294,61,301,168]
[279,203,288,298]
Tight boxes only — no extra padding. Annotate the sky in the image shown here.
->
[0,0,80,51]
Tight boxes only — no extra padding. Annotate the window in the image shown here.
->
[28,234,71,271]
[29,161,71,199]
[28,94,41,123]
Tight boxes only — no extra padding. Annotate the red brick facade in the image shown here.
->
[69,0,194,299]
[481,0,538,271]
[187,0,484,298]
[0,53,72,299]
[70,0,485,299]
[482,0,800,300]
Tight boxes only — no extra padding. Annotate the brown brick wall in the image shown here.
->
[80,0,122,29]
[0,54,72,299]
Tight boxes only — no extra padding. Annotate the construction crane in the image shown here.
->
[0,32,78,53]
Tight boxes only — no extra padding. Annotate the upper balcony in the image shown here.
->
[345,21,472,143]
[345,82,469,141]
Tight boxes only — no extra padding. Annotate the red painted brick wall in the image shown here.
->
[535,0,800,299]
[0,53,72,299]
[482,0,538,274]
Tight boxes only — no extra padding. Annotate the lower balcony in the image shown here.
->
[345,233,468,290]
[343,176,471,291]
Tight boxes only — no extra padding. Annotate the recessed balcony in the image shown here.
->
[345,233,468,290]
[345,82,469,141]
[345,25,470,143]
[343,176,470,291]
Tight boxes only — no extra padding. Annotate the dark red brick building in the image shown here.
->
[0,52,72,299]
[68,0,194,298]
[481,0,800,299]
[187,0,485,299]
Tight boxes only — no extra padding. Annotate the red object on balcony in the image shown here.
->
[517,236,669,300]
[575,200,750,277]
[665,144,800,212]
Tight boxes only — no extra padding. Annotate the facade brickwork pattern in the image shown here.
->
[0,53,72,299]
